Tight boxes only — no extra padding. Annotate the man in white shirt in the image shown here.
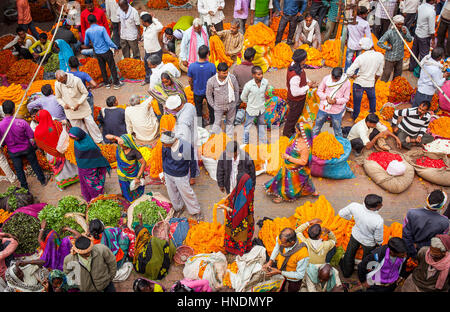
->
[2,27,35,59]
[344,6,372,71]
[399,0,420,33]
[147,54,181,90]
[141,12,163,86]
[241,66,270,145]
[346,37,384,121]
[409,0,436,72]
[105,0,120,48]
[117,0,141,59]
[338,194,385,278]
[179,18,209,72]
[198,0,225,34]
[347,113,401,156]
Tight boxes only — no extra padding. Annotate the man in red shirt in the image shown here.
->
[17,0,40,39]
[80,0,111,41]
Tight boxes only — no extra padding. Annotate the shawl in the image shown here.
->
[101,227,129,267]
[188,26,208,65]
[425,235,450,290]
[228,173,254,230]
[303,20,318,43]
[40,230,72,271]
[34,109,64,158]
[285,122,313,165]
[117,134,141,182]
[325,74,349,99]
[215,73,235,103]
[55,39,74,72]
[68,127,111,171]
[149,75,187,106]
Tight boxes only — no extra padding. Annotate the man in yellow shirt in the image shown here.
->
[262,227,310,292]
[29,33,52,63]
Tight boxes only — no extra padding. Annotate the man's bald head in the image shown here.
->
[318,264,332,282]
[119,0,129,11]
[55,70,67,84]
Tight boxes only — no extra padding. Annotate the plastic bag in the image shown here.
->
[56,125,69,154]
[386,160,406,176]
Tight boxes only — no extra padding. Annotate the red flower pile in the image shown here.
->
[416,156,447,169]
[367,151,403,170]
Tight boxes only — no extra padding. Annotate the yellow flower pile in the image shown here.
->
[312,132,344,160]
[0,84,27,117]
[321,39,342,68]
[258,217,297,255]
[162,53,180,70]
[243,143,270,172]
[298,44,322,67]
[209,35,234,67]
[270,42,293,69]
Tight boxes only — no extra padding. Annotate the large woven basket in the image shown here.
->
[85,194,130,226]
[127,193,172,230]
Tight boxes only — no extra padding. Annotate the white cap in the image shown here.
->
[359,37,373,50]
[392,15,405,24]
[165,95,182,110]
[140,11,150,18]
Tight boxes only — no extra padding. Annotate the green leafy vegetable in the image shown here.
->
[87,200,122,227]
[133,200,167,226]
[2,212,40,254]
[0,185,33,212]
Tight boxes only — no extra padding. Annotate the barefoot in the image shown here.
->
[272,197,283,204]
[405,136,411,143]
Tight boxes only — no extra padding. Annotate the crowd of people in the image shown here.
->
[0,0,449,293]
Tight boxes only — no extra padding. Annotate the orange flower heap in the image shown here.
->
[298,44,322,67]
[146,0,168,9]
[117,58,145,80]
[202,133,233,160]
[0,50,17,74]
[244,23,276,49]
[270,16,288,40]
[184,86,194,104]
[388,76,414,103]
[0,35,15,50]
[6,59,43,85]
[380,106,395,121]
[80,58,110,83]
[168,0,189,6]
[0,84,27,117]
[184,221,225,254]
[244,143,270,171]
[27,80,56,96]
[258,217,296,255]
[429,116,450,139]
[271,43,293,69]
[321,39,341,68]
[312,132,344,160]
[209,35,234,67]
[162,53,180,70]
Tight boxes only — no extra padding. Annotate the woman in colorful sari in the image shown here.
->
[38,220,72,271]
[68,127,111,202]
[263,86,287,128]
[149,72,187,116]
[34,109,79,191]
[46,270,79,292]
[88,219,130,269]
[133,213,176,280]
[265,122,319,203]
[52,39,74,72]
[219,173,255,256]
[105,134,147,202]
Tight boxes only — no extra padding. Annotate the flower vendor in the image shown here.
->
[161,131,203,221]
[346,37,384,121]
[148,53,181,90]
[187,45,217,127]
[400,234,450,292]
[80,0,111,42]
[313,67,351,138]
[210,19,244,61]
[141,12,163,86]
[378,15,413,82]
[28,32,52,63]
[179,18,209,72]
[217,141,256,194]
[347,113,401,156]
[206,62,240,139]
[338,194,385,278]
[68,56,98,113]
[124,94,159,145]
[55,70,104,144]
[162,27,177,55]
[294,13,322,50]
[233,47,256,102]
[27,84,67,121]
[38,220,72,271]
[150,72,187,116]
[98,96,127,144]
[262,227,309,292]
[52,39,75,72]
[198,0,226,34]
[0,101,48,190]
[402,190,449,258]
[266,122,318,203]
[301,263,344,292]
[344,6,372,71]
[357,237,408,292]
[392,102,434,150]
[0,232,18,289]
[2,27,35,60]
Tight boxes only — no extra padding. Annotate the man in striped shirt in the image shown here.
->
[392,102,435,149]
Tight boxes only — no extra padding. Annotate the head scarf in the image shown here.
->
[425,234,450,290]
[289,49,307,75]
[426,191,448,210]
[116,134,141,182]
[360,37,373,50]
[34,109,64,158]
[296,122,313,149]
[48,270,70,292]
[392,15,404,24]
[68,127,110,172]
[54,39,74,72]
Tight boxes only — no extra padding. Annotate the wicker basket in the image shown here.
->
[85,194,130,226]
[173,245,195,265]
[127,194,172,230]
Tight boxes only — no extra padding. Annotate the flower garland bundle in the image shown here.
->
[430,93,439,112]
[388,76,414,103]
[367,151,403,170]
[0,50,17,74]
[298,44,323,67]
[162,53,180,70]
[321,39,341,68]
[209,35,234,67]
[380,106,395,121]
[184,86,194,104]
[244,23,276,49]
[273,88,288,101]
[312,132,345,160]
[117,58,145,80]
[202,133,233,160]
[258,217,296,255]
[147,0,168,8]
[151,99,161,115]
[79,57,111,83]
[0,35,15,50]
[429,117,450,139]
[6,59,44,85]
[243,143,270,172]
[416,156,447,169]
[65,142,118,166]
[26,79,56,96]
[184,221,225,254]
[149,141,162,178]
[0,209,12,224]
[160,114,176,134]
[270,43,293,69]
[266,136,290,176]
[0,84,25,105]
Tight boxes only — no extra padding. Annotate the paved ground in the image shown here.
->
[1,0,449,291]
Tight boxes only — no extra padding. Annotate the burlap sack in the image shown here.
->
[363,153,415,194]
[404,150,450,186]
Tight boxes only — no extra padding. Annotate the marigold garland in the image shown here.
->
[152,99,161,116]
[380,106,395,121]
[388,76,414,103]
[168,0,189,6]
[147,0,168,8]
[0,84,27,117]
[429,116,450,139]
[202,133,233,160]
[184,86,194,104]
[26,79,56,97]
[117,58,145,80]
[321,39,341,68]
[270,43,293,69]
[0,209,12,224]
[430,93,439,112]
[209,35,234,67]
[184,221,225,254]
[266,136,290,176]
[0,50,17,74]
[162,53,180,70]
[0,35,15,50]
[6,59,44,85]
[79,57,111,84]
[298,44,323,67]
[312,132,345,160]
[244,23,276,49]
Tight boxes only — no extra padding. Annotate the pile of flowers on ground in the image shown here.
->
[26,79,56,96]
[0,50,17,74]
[298,44,322,67]
[367,151,403,170]
[6,59,44,85]
[312,132,345,160]
[321,39,342,67]
[388,76,414,103]
[79,57,111,84]
[162,53,180,70]
[202,133,233,160]
[270,42,293,69]
[117,58,145,80]
[348,80,391,113]
[429,116,450,139]
[147,0,168,8]
[0,84,27,116]
[0,35,15,50]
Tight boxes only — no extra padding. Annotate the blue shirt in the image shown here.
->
[84,24,117,54]
[70,70,94,97]
[162,139,197,178]
[274,0,307,15]
[187,61,216,96]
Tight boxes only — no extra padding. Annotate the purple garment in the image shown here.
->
[78,166,107,202]
[234,0,250,19]
[179,278,212,292]
[27,95,67,121]
[0,116,34,153]
[8,203,47,221]
[40,231,72,271]
[347,16,372,51]
[370,247,405,284]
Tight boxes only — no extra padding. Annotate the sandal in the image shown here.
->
[272,197,283,204]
